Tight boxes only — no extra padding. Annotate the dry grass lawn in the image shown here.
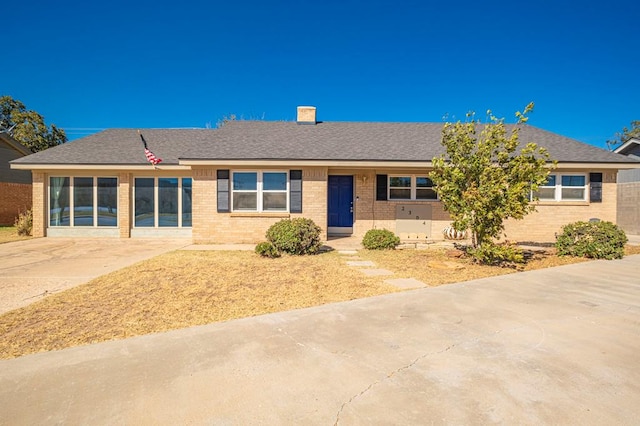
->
[0,251,397,359]
[1,244,638,359]
[0,226,31,244]
[357,246,602,286]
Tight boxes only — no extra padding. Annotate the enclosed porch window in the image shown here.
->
[134,177,192,227]
[49,177,118,227]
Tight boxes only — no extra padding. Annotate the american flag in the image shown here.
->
[144,147,162,165]
[138,131,162,166]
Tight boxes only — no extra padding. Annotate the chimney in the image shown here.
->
[296,106,317,125]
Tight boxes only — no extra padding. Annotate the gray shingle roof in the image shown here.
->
[12,121,640,166]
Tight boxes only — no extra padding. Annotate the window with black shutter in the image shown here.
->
[217,170,230,212]
[589,172,602,203]
[376,174,388,201]
[290,170,302,213]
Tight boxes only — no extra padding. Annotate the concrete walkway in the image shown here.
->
[1,255,639,424]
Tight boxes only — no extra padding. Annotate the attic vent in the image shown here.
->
[297,106,316,125]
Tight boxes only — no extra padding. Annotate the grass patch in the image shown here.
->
[0,226,32,244]
[0,251,397,359]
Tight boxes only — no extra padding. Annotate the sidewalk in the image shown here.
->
[1,255,639,424]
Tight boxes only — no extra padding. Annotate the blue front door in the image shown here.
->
[328,175,354,231]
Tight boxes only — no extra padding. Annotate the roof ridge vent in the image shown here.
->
[296,106,317,125]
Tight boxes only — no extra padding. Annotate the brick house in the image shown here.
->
[10,107,640,243]
[0,132,32,225]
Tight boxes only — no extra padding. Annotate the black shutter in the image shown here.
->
[376,174,388,201]
[290,170,302,213]
[589,172,602,203]
[217,170,230,212]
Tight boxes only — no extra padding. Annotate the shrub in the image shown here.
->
[265,218,322,255]
[255,241,280,258]
[362,229,400,250]
[467,241,524,266]
[556,221,627,260]
[14,209,33,236]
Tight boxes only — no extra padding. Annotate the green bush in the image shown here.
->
[467,241,524,266]
[255,241,280,258]
[556,221,627,260]
[14,209,32,236]
[265,218,322,255]
[362,229,400,250]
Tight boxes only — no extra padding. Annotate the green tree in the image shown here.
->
[0,95,67,152]
[606,120,640,150]
[430,103,555,263]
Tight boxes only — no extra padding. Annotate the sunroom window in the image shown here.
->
[389,176,437,200]
[49,177,118,227]
[232,171,288,212]
[134,177,192,227]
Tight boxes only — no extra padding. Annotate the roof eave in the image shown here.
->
[179,159,436,168]
[10,163,189,171]
[614,137,640,155]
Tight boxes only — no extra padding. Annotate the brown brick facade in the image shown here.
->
[503,171,617,242]
[0,182,32,225]
[192,167,328,243]
[26,167,624,244]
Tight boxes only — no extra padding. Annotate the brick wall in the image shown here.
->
[24,166,623,244]
[0,182,32,225]
[118,173,131,238]
[503,172,617,242]
[31,172,46,237]
[192,167,328,243]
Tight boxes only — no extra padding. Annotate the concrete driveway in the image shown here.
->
[0,238,190,314]
[0,254,639,425]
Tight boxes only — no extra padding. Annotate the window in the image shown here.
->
[49,177,118,227]
[134,178,155,227]
[536,175,556,201]
[388,175,437,200]
[533,174,588,201]
[182,178,192,226]
[133,177,192,227]
[561,175,586,200]
[97,178,118,226]
[231,171,288,212]
[73,177,94,226]
[158,178,179,227]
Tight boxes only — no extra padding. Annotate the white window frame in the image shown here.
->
[231,170,289,212]
[132,177,192,228]
[533,173,588,202]
[48,176,119,228]
[388,175,437,201]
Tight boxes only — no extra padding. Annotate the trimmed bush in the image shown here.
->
[556,221,627,260]
[467,241,524,266]
[265,218,322,255]
[255,241,280,258]
[14,209,32,236]
[362,229,400,250]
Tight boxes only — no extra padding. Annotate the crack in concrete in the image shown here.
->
[334,343,456,425]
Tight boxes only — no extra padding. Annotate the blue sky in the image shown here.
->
[3,0,639,148]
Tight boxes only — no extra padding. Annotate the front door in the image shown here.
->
[328,175,354,235]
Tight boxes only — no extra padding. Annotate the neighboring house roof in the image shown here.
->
[0,132,32,183]
[11,121,640,168]
[614,137,640,159]
[0,132,31,156]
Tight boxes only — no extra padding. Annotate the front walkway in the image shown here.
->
[1,255,639,424]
